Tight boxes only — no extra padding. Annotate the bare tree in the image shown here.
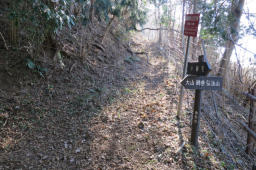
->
[218,0,245,84]
[191,0,197,60]
[89,0,95,24]
[180,0,186,49]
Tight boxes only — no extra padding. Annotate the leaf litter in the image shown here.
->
[0,35,252,169]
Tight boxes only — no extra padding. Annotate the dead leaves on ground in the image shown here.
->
[87,58,189,169]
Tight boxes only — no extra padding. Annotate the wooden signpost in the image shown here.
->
[181,55,222,147]
[176,13,223,147]
[187,61,211,76]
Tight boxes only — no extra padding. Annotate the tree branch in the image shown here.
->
[135,27,181,34]
[0,31,8,50]
[135,27,167,31]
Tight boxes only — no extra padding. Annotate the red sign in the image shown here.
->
[184,14,200,37]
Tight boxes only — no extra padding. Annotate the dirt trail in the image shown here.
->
[86,56,181,169]
[0,38,236,169]
[85,48,226,169]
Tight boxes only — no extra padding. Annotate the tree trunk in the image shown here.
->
[154,6,158,41]
[197,0,206,54]
[159,23,162,44]
[101,16,116,44]
[218,0,245,84]
[191,0,197,60]
[157,5,162,44]
[172,8,176,42]
[246,88,256,154]
[214,0,217,17]
[168,3,172,45]
[89,0,95,24]
[180,0,185,49]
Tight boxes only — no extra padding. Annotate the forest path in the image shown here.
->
[0,37,227,169]
[84,39,220,169]
[87,54,185,169]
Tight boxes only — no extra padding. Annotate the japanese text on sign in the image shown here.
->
[181,76,222,90]
[184,14,200,37]
[187,62,211,76]
[185,79,220,87]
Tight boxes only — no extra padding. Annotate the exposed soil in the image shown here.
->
[0,35,255,169]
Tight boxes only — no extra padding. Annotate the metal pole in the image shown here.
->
[190,55,204,147]
[177,36,191,118]
[182,36,191,78]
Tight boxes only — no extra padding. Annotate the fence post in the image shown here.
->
[190,55,204,147]
[246,88,255,154]
[177,36,191,118]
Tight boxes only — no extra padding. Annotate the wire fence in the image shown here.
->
[140,28,256,169]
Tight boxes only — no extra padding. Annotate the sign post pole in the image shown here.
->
[190,55,203,147]
[177,13,200,118]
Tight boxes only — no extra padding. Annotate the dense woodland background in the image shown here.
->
[0,0,256,169]
[0,0,255,94]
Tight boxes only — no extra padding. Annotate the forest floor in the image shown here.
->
[0,35,254,169]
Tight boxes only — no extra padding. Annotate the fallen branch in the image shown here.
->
[92,43,105,53]
[134,51,147,55]
[243,92,256,101]
[69,62,77,73]
[0,96,15,103]
[175,142,186,153]
[3,119,8,127]
[126,47,134,56]
[239,121,256,141]
[0,31,8,50]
